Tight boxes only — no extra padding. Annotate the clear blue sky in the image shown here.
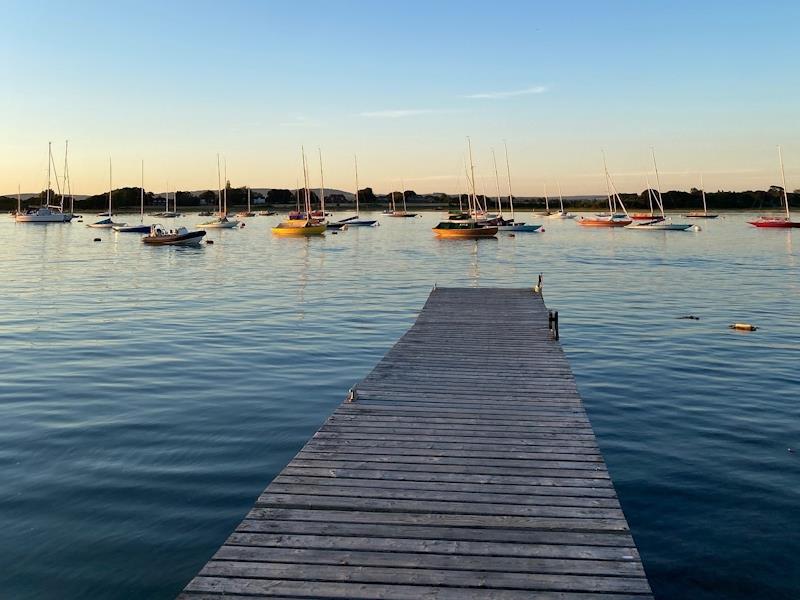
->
[2,0,799,196]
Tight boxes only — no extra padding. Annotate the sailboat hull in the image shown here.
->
[15,213,67,223]
[627,222,692,231]
[748,219,800,228]
[272,222,326,236]
[578,218,632,227]
[498,224,542,232]
[198,219,239,229]
[113,224,151,233]
[433,225,498,238]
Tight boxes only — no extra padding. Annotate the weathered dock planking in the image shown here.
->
[180,287,652,599]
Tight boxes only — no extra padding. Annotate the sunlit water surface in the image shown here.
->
[1,211,798,599]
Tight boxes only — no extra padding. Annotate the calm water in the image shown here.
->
[1,211,798,599]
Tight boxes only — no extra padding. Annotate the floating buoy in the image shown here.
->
[240,222,246,228]
[93,238,101,242]
[729,323,758,331]
[206,240,214,245]
[331,231,338,235]
[692,225,702,232]
[539,227,546,233]
[508,233,516,238]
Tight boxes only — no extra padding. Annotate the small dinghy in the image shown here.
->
[143,224,206,246]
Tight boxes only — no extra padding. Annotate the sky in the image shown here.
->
[2,0,799,196]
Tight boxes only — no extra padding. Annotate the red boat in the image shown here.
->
[631,213,660,220]
[748,217,800,228]
[749,148,799,227]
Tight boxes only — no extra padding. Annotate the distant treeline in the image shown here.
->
[3,185,797,211]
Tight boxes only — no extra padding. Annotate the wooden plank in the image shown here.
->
[212,546,646,577]
[225,532,642,560]
[179,287,651,598]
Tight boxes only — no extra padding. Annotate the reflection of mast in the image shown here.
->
[296,237,311,320]
[468,240,480,285]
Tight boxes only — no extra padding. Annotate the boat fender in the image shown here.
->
[346,388,358,403]
[93,238,101,242]
[729,323,758,331]
[206,240,214,245]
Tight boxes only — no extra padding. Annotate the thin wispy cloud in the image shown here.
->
[358,109,438,119]
[279,114,319,127]
[464,85,549,99]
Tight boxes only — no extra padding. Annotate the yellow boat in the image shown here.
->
[271,219,326,236]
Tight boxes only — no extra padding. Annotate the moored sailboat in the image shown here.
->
[578,153,632,227]
[272,147,326,236]
[627,149,691,231]
[236,187,256,218]
[433,138,497,238]
[198,155,240,229]
[16,142,69,223]
[336,155,377,227]
[547,181,575,219]
[749,147,800,228]
[115,160,151,232]
[88,158,126,228]
[494,142,541,232]
[686,173,718,219]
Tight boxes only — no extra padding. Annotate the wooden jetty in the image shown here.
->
[180,287,652,599]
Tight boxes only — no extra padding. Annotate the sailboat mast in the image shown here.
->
[557,181,565,213]
[247,186,251,213]
[318,148,325,216]
[503,141,515,220]
[645,173,654,215]
[108,157,113,217]
[301,146,311,217]
[543,183,549,212]
[401,178,407,212]
[61,140,68,212]
[778,145,790,218]
[216,154,222,214]
[140,160,144,222]
[223,158,228,215]
[700,173,707,215]
[650,147,665,217]
[17,184,21,214]
[602,151,613,213]
[354,155,360,214]
[467,137,477,216]
[46,141,52,207]
[491,149,503,216]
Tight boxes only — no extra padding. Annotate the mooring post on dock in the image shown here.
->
[549,309,560,340]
